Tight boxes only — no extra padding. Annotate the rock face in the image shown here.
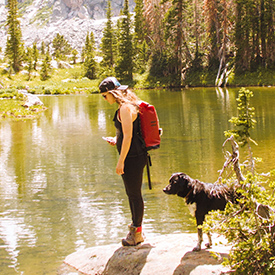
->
[0,0,136,54]
[64,233,232,275]
[62,0,85,9]
[18,89,44,107]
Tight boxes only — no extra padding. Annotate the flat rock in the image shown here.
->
[64,233,232,275]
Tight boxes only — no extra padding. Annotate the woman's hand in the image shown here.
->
[116,159,124,175]
[103,136,116,146]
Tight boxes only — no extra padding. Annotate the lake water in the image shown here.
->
[1,87,275,274]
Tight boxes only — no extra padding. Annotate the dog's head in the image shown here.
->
[163,172,191,197]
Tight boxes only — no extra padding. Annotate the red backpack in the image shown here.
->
[138,101,162,151]
[138,101,162,190]
[117,101,161,189]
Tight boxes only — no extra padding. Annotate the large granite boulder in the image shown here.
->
[64,233,232,275]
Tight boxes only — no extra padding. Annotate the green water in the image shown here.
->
[1,87,275,274]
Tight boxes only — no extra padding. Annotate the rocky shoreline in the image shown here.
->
[63,233,232,275]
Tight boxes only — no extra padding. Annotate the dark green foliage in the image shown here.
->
[100,0,115,74]
[32,42,39,70]
[162,0,184,86]
[83,32,97,79]
[134,0,146,43]
[135,40,149,74]
[225,88,257,147]
[115,0,133,81]
[148,49,181,86]
[52,33,72,60]
[26,47,33,80]
[40,49,51,81]
[204,88,275,274]
[40,41,45,55]
[185,51,204,79]
[207,20,220,72]
[133,0,149,74]
[149,50,169,78]
[235,0,275,73]
[84,53,97,79]
[5,0,24,73]
[71,49,78,64]
[204,0,220,72]
[205,175,275,275]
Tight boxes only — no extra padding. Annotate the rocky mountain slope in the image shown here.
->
[0,0,135,54]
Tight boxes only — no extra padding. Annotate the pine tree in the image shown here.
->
[41,41,45,55]
[234,0,275,72]
[83,32,97,79]
[5,0,24,73]
[81,46,86,63]
[115,0,133,81]
[133,0,149,73]
[266,0,275,68]
[40,49,51,81]
[136,40,149,73]
[71,49,78,64]
[26,47,33,81]
[85,32,91,53]
[134,0,146,42]
[235,0,252,73]
[32,42,39,71]
[204,0,220,71]
[100,0,115,73]
[82,33,90,62]
[52,33,72,60]
[162,0,186,85]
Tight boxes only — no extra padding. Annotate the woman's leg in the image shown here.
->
[122,154,147,227]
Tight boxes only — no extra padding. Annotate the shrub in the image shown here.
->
[204,88,275,274]
[43,89,51,95]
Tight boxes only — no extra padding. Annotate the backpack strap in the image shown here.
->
[138,113,153,190]
[146,153,152,190]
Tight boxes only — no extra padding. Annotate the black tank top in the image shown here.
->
[113,109,145,157]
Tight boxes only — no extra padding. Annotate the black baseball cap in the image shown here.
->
[99,77,128,93]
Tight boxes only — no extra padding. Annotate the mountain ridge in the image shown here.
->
[0,0,135,54]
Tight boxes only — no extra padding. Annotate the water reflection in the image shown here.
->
[0,88,275,274]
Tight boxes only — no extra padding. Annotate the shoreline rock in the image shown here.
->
[64,233,232,275]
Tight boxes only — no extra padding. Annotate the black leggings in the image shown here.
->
[122,154,147,227]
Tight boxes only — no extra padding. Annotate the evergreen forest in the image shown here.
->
[1,0,275,91]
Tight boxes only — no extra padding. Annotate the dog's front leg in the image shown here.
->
[193,227,203,252]
[205,232,212,248]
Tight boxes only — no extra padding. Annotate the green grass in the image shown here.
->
[0,62,274,96]
[183,68,275,87]
[228,69,275,87]
[0,98,47,120]
[1,64,100,94]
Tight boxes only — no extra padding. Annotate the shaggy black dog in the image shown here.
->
[163,172,235,251]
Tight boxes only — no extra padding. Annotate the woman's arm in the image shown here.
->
[116,104,135,175]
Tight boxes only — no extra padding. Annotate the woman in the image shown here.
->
[99,77,147,246]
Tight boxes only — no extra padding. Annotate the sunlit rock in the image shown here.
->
[64,233,231,275]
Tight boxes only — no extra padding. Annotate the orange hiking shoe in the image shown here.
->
[122,225,144,246]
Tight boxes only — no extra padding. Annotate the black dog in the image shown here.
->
[163,172,235,251]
